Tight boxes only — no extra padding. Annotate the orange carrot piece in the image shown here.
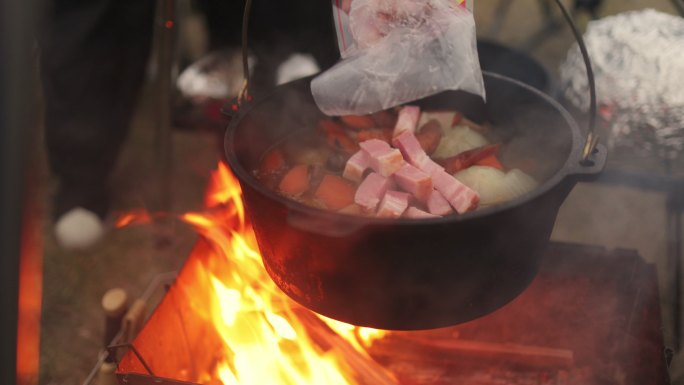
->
[415,120,443,155]
[341,115,377,130]
[279,165,310,196]
[319,119,346,133]
[476,154,504,170]
[436,144,501,174]
[451,111,463,127]
[319,120,359,155]
[357,128,392,144]
[314,174,356,210]
[371,110,398,127]
[259,148,286,175]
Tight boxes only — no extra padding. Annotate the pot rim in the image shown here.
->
[224,71,584,227]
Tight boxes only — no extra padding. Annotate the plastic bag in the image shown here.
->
[312,0,485,116]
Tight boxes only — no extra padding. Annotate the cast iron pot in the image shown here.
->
[224,71,606,330]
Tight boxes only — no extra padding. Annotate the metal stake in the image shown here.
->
[156,0,176,214]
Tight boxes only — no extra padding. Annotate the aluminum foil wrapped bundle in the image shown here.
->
[560,9,684,159]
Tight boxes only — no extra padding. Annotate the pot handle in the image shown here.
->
[567,143,608,182]
[549,0,599,164]
[236,0,599,162]
[235,0,254,107]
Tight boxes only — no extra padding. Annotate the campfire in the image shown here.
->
[113,162,668,385]
[115,163,395,384]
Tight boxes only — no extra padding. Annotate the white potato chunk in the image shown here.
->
[433,126,489,159]
[454,166,538,207]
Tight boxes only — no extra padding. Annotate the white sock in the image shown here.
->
[277,53,320,85]
[54,207,105,250]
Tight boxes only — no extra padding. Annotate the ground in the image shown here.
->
[35,1,684,384]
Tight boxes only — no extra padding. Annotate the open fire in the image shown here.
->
[114,162,668,385]
[116,163,395,384]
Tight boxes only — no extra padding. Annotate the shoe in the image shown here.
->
[54,207,106,250]
[276,53,320,85]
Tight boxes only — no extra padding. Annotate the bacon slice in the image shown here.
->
[393,163,433,202]
[427,189,453,216]
[343,150,371,182]
[404,207,440,219]
[354,172,391,211]
[377,190,411,218]
[392,130,445,176]
[432,170,479,214]
[359,139,405,177]
[393,130,429,167]
[393,105,421,137]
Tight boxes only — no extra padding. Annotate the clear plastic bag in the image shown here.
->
[312,0,485,116]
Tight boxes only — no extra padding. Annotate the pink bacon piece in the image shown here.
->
[359,139,405,177]
[427,189,453,216]
[393,163,433,202]
[377,190,411,218]
[392,130,444,176]
[343,150,371,182]
[432,170,480,214]
[404,207,440,219]
[354,172,392,211]
[393,105,421,138]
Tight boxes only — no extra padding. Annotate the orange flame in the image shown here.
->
[114,209,152,228]
[177,162,391,384]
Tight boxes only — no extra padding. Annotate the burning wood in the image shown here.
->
[371,336,574,370]
[294,310,397,385]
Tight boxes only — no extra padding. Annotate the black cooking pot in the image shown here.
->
[224,71,606,330]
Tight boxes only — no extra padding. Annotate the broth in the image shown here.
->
[253,106,539,219]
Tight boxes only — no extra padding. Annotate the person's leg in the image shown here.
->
[248,1,339,94]
[197,0,243,51]
[40,0,154,248]
[40,0,155,222]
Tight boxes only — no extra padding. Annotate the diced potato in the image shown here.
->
[433,126,489,159]
[418,111,456,130]
[454,166,538,207]
[503,169,539,198]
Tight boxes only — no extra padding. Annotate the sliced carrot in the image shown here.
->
[415,119,443,155]
[371,110,398,127]
[314,174,356,210]
[451,111,463,127]
[279,164,310,196]
[436,143,501,174]
[357,128,392,144]
[341,115,376,130]
[259,148,286,175]
[319,120,359,155]
[476,154,505,170]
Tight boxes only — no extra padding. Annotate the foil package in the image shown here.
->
[560,9,684,159]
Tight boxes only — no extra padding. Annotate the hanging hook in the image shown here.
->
[552,0,599,162]
[238,0,253,106]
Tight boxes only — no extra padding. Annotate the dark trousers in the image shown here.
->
[197,0,339,93]
[39,0,338,218]
[39,0,155,218]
